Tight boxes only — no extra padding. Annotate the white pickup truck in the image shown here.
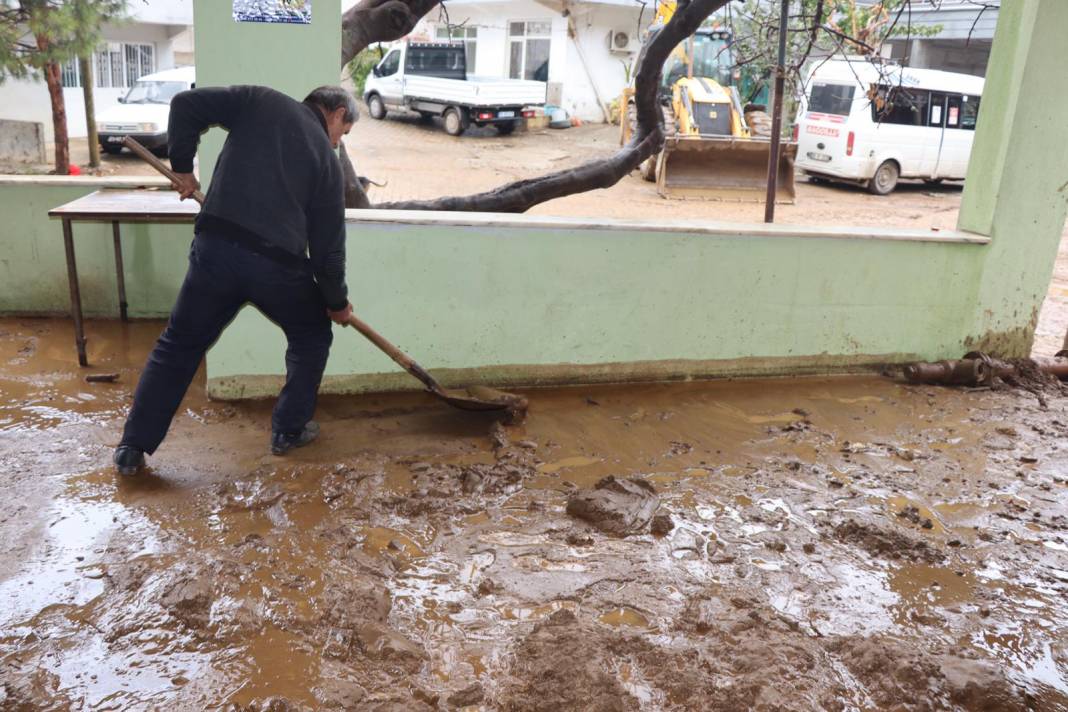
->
[363,43,546,136]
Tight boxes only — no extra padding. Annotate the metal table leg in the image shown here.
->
[112,221,128,322]
[62,218,88,366]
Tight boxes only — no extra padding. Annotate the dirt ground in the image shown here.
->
[1,318,1068,710]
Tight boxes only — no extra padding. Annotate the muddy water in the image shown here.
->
[1,318,1067,710]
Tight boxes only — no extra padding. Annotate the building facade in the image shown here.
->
[411,0,652,122]
[877,0,1000,76]
[0,0,193,142]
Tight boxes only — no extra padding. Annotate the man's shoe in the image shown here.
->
[271,421,320,455]
[114,445,145,476]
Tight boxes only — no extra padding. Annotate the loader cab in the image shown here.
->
[661,29,733,102]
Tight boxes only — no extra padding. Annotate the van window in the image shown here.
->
[959,95,980,130]
[378,50,400,77]
[870,85,929,126]
[808,83,855,116]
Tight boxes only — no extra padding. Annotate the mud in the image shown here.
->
[2,317,1068,710]
[566,476,659,536]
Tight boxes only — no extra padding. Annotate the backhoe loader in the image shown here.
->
[619,7,796,202]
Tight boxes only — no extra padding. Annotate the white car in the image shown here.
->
[96,66,195,156]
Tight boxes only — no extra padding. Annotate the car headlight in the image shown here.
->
[138,122,159,133]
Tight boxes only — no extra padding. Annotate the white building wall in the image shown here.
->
[423,0,648,122]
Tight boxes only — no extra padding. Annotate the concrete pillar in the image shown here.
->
[957,0,1068,355]
[907,38,929,68]
[192,0,341,184]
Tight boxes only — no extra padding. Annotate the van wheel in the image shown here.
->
[444,107,466,136]
[868,160,899,195]
[367,94,386,120]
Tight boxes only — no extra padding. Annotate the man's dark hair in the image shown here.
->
[304,85,359,124]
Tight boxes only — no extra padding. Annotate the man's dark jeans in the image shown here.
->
[120,231,333,454]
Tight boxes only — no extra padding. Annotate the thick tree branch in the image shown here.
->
[341,0,441,64]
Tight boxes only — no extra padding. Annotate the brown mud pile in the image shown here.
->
[1,318,1067,710]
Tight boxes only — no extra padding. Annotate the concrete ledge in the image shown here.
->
[0,175,170,189]
[207,352,911,400]
[345,208,991,245]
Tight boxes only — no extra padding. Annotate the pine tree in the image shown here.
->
[0,0,128,173]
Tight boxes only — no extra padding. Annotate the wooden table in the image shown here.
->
[48,189,199,366]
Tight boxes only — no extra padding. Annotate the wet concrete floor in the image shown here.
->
[1,318,1067,710]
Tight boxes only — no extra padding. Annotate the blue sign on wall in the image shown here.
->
[233,0,312,25]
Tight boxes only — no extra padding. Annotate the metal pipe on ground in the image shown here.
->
[903,355,1068,386]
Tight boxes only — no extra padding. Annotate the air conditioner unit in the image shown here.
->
[606,29,638,54]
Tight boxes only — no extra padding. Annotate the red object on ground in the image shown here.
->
[68,164,81,176]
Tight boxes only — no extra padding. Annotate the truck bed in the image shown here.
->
[403,75,546,107]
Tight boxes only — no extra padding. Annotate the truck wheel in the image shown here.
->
[367,94,386,120]
[868,160,900,195]
[495,120,517,135]
[444,107,466,136]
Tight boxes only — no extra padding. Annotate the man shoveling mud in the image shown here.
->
[113,85,356,475]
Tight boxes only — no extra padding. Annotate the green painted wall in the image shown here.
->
[204,218,989,397]
[0,179,187,317]
[192,0,342,184]
[957,0,1068,356]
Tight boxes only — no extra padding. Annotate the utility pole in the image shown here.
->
[764,0,789,223]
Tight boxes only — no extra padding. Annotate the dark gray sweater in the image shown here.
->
[168,85,348,310]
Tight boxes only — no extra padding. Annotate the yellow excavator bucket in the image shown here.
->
[656,135,797,203]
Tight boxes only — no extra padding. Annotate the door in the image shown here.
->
[869,85,933,177]
[924,92,951,177]
[936,93,978,178]
[375,49,403,105]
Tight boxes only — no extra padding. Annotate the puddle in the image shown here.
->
[598,607,651,628]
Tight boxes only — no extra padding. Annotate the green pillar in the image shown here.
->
[958,0,1068,355]
[191,0,342,184]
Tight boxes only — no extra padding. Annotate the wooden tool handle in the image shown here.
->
[123,136,206,205]
[345,313,442,394]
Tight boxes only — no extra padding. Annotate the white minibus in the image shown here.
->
[794,58,984,195]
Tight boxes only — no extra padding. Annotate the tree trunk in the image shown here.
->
[34,30,71,176]
[80,55,100,169]
[43,60,70,174]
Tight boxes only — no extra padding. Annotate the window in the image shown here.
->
[808,83,855,116]
[406,46,466,80]
[378,50,400,77]
[508,21,551,81]
[61,60,80,88]
[435,25,477,70]
[123,80,187,105]
[870,85,929,126]
[63,42,154,89]
[960,94,980,131]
